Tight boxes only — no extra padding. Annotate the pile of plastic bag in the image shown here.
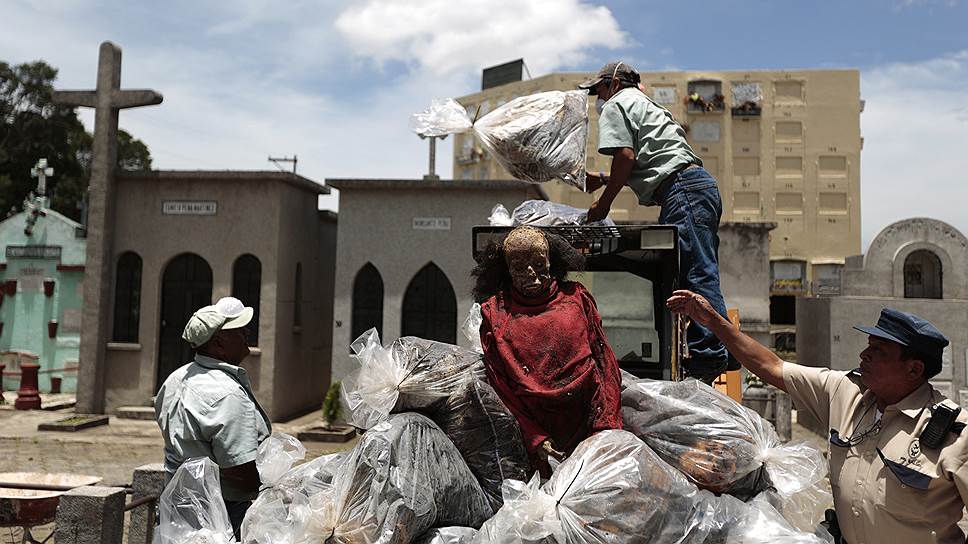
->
[159,328,832,544]
[487,200,616,228]
[410,91,588,189]
[342,329,530,513]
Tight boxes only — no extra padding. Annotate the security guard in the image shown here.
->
[667,289,968,544]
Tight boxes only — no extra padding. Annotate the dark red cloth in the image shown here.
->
[480,280,623,476]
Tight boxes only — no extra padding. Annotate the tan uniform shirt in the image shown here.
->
[784,362,968,544]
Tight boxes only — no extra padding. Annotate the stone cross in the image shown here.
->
[30,158,53,196]
[53,42,163,414]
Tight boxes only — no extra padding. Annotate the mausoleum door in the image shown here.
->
[157,254,213,391]
[401,263,457,344]
[903,249,943,299]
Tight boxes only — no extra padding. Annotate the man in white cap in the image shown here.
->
[154,296,269,539]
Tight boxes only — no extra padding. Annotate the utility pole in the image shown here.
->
[268,155,298,174]
[420,135,447,181]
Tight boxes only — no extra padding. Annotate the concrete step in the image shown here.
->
[116,406,155,420]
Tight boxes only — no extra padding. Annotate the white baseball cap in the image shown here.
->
[182,297,254,348]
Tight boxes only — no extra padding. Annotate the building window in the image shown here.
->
[294,262,303,328]
[232,254,261,346]
[112,251,142,342]
[351,263,384,343]
[904,250,942,299]
[402,262,457,344]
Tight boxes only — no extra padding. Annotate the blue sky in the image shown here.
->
[3,0,967,250]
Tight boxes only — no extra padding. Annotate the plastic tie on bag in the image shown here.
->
[461,304,483,354]
[341,328,410,429]
[487,204,513,227]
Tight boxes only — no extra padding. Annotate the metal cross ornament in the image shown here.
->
[30,158,54,196]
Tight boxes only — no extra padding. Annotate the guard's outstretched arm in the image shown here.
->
[666,290,786,391]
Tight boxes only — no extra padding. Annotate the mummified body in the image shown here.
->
[473,226,623,475]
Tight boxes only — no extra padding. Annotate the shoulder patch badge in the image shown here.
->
[908,439,921,459]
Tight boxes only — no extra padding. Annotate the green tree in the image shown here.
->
[0,60,152,222]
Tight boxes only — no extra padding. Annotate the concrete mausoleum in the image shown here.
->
[101,170,336,421]
[0,195,86,393]
[797,217,968,431]
[327,178,542,381]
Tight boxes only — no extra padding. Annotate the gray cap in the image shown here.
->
[578,61,641,95]
[182,297,254,348]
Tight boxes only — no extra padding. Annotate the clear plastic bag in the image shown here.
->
[411,91,588,189]
[476,430,726,544]
[241,452,348,544]
[431,375,530,513]
[410,98,474,138]
[500,200,616,227]
[156,457,234,544]
[299,413,491,543]
[725,494,834,544]
[486,204,514,227]
[416,527,479,544]
[256,432,307,487]
[621,376,826,500]
[341,329,485,429]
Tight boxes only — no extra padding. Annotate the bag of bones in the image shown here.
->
[299,412,491,543]
[432,374,530,512]
[342,329,485,430]
[620,374,826,502]
[410,91,588,190]
[241,451,349,544]
[475,429,732,544]
[156,457,235,544]
[488,201,616,227]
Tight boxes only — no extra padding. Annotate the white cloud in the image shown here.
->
[333,0,627,76]
[2,0,627,214]
[860,49,968,250]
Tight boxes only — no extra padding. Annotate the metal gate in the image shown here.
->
[156,253,212,391]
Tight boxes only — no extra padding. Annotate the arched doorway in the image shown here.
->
[401,263,457,344]
[904,250,942,299]
[351,263,384,343]
[157,253,212,390]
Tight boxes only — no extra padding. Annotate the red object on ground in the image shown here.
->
[50,376,62,394]
[47,320,57,339]
[15,363,41,410]
[480,280,623,476]
[43,279,55,297]
[3,280,15,296]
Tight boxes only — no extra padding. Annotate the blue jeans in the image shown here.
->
[656,166,730,378]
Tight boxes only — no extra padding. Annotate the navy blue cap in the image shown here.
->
[854,308,949,375]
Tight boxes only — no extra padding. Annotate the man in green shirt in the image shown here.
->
[580,61,734,382]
